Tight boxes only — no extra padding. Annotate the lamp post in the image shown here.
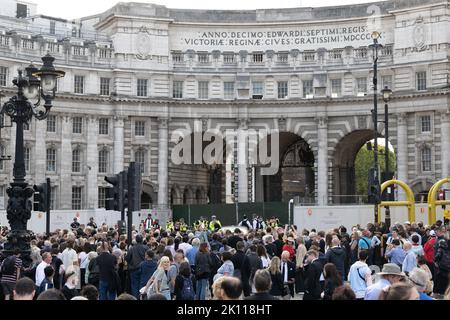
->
[369,31,383,223]
[0,54,65,265]
[381,85,393,228]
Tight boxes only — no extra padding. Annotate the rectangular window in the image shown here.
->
[357,77,367,94]
[382,75,393,91]
[99,118,109,135]
[22,39,33,50]
[198,53,209,64]
[72,186,82,210]
[50,187,56,210]
[47,42,58,53]
[72,117,82,134]
[172,52,183,63]
[135,150,146,174]
[302,80,313,97]
[46,149,56,172]
[16,3,28,18]
[416,71,427,90]
[252,81,264,96]
[137,79,148,97]
[277,81,288,99]
[72,149,81,173]
[223,82,235,99]
[0,66,8,86]
[223,54,235,64]
[421,148,432,172]
[98,49,110,59]
[50,21,56,35]
[74,75,84,94]
[252,53,263,63]
[25,147,30,172]
[98,187,106,209]
[46,115,56,132]
[135,121,145,136]
[98,150,108,173]
[331,79,342,96]
[421,115,431,133]
[100,77,110,96]
[330,50,342,60]
[172,81,183,98]
[198,81,209,99]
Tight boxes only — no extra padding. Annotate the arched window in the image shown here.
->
[98,149,109,173]
[421,147,432,172]
[72,149,81,173]
[134,149,146,174]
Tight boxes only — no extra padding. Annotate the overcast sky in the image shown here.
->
[31,0,383,20]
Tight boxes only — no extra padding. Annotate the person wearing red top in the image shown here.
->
[423,230,437,277]
[282,238,296,262]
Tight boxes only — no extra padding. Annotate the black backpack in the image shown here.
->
[1,256,17,275]
[210,252,222,275]
[437,249,450,272]
[179,275,195,300]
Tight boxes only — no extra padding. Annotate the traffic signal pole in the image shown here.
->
[46,178,51,235]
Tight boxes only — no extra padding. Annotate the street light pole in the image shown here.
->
[0,54,65,265]
[381,86,393,228]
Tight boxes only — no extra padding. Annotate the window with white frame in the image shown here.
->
[135,149,146,174]
[252,53,263,63]
[416,71,427,91]
[72,149,81,173]
[72,186,82,210]
[198,53,209,64]
[421,147,432,172]
[198,81,209,99]
[135,121,145,136]
[25,147,30,172]
[252,81,264,96]
[421,115,431,133]
[357,77,367,94]
[50,187,56,210]
[172,81,183,98]
[72,117,82,134]
[98,187,106,209]
[98,149,109,173]
[137,79,148,97]
[74,75,84,94]
[46,115,56,132]
[277,81,288,99]
[0,66,7,86]
[302,80,313,97]
[223,82,235,99]
[100,77,110,96]
[99,118,109,135]
[46,148,56,172]
[331,79,342,96]
[223,53,235,64]
[50,21,56,35]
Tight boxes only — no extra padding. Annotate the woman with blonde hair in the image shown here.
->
[268,256,285,298]
[143,256,171,300]
[295,236,307,293]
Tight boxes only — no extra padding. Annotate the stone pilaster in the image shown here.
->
[237,118,248,203]
[86,116,98,209]
[113,116,125,173]
[396,113,408,200]
[34,120,46,184]
[317,116,328,206]
[441,111,450,179]
[157,117,169,208]
[59,116,72,209]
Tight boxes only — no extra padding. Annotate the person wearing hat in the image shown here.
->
[239,215,252,230]
[209,215,222,232]
[408,267,434,300]
[364,263,406,300]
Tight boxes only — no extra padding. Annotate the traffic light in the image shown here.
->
[33,181,49,212]
[104,186,116,211]
[127,162,141,212]
[105,172,125,211]
[439,189,446,210]
[368,167,380,204]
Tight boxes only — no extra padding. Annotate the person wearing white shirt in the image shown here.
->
[35,252,52,287]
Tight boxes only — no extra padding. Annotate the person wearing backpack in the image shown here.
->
[433,239,450,294]
[174,262,196,300]
[0,249,22,300]
[347,250,372,299]
[358,229,373,265]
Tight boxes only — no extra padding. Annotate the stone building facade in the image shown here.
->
[0,0,449,213]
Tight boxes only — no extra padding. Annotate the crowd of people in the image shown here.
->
[0,213,450,301]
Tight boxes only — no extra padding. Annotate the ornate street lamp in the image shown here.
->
[368,31,383,223]
[381,85,393,228]
[0,53,65,265]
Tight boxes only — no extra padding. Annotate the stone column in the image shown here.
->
[157,117,169,208]
[396,113,408,200]
[113,116,125,173]
[317,116,328,206]
[237,119,248,203]
[86,116,98,209]
[59,116,72,209]
[441,112,450,188]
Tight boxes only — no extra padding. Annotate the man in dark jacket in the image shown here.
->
[231,241,246,280]
[241,244,263,297]
[325,237,347,280]
[244,269,279,300]
[125,235,149,298]
[228,229,243,249]
[303,250,323,300]
[281,250,296,299]
[139,250,158,289]
[96,244,117,300]
[264,235,277,258]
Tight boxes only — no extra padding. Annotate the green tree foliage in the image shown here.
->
[355,144,397,197]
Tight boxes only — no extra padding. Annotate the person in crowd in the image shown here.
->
[62,267,79,300]
[282,237,296,262]
[295,236,307,294]
[267,256,285,299]
[257,244,271,268]
[195,242,213,300]
[402,242,417,276]
[220,277,242,300]
[214,251,234,281]
[408,267,434,300]
[37,288,66,300]
[186,238,200,271]
[423,230,437,275]
[358,229,373,265]
[1,249,22,300]
[416,255,433,294]
[321,263,343,300]
[144,256,171,300]
[280,250,295,299]
[434,238,450,294]
[139,249,158,291]
[385,239,406,267]
[231,241,246,280]
[378,281,420,300]
[264,234,277,258]
[325,237,346,280]
[331,284,357,300]
[303,250,322,300]
[125,234,149,298]
[364,263,406,300]
[80,284,99,300]
[244,269,279,300]
[38,266,55,294]
[174,261,196,300]
[411,234,424,256]
[228,228,244,249]
[35,252,52,289]
[13,277,35,300]
[96,241,117,300]
[241,244,263,296]
[347,250,372,299]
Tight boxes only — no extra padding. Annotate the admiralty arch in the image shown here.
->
[0,0,449,214]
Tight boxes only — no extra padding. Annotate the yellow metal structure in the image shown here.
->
[427,178,450,224]
[377,180,415,224]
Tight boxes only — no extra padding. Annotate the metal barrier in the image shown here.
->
[427,178,450,224]
[377,180,415,223]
